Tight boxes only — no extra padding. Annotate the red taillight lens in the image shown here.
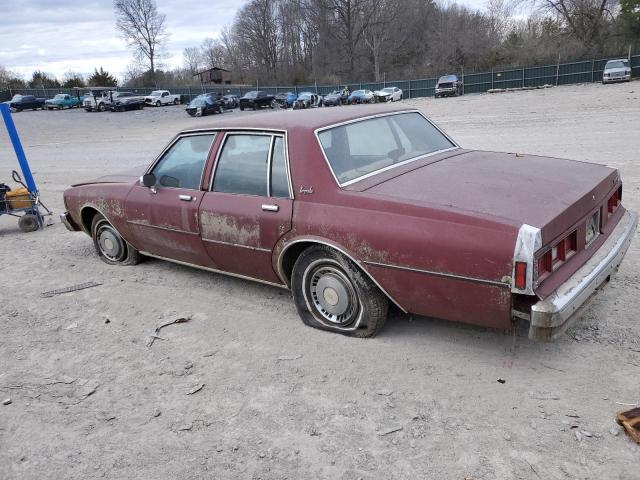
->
[514,262,527,290]
[608,190,619,213]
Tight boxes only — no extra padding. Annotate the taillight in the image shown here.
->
[514,262,527,290]
[536,230,578,280]
[608,187,621,215]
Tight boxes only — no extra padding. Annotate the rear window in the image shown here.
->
[317,112,455,185]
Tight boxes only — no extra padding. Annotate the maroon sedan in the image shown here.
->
[61,106,637,340]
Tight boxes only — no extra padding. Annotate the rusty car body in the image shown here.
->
[60,106,637,340]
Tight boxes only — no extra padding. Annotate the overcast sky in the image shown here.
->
[0,0,489,81]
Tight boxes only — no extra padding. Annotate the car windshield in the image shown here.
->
[382,88,394,93]
[150,91,163,96]
[54,94,65,99]
[11,95,23,101]
[189,96,207,107]
[318,112,456,185]
[439,76,457,83]
[606,60,628,69]
[244,91,258,98]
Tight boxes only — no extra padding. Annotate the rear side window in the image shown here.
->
[151,134,214,189]
[212,133,290,197]
[318,112,454,185]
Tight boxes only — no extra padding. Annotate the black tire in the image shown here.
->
[91,213,140,266]
[252,103,257,111]
[291,245,388,338]
[98,103,106,112]
[18,214,39,232]
[15,106,22,112]
[173,98,179,105]
[156,100,161,107]
[240,105,244,111]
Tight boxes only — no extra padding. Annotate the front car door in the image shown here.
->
[199,132,293,284]
[125,133,216,266]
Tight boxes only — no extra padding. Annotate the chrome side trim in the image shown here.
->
[126,220,199,236]
[313,110,460,188]
[363,260,510,288]
[276,238,408,312]
[139,251,287,289]
[511,224,542,295]
[202,237,271,252]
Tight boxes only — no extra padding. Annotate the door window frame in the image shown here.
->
[209,130,293,200]
[144,132,216,191]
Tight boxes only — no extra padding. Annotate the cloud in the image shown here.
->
[0,0,238,81]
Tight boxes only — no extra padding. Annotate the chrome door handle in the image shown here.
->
[262,204,279,212]
[179,194,193,201]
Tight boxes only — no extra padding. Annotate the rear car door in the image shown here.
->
[125,133,216,266]
[199,132,293,284]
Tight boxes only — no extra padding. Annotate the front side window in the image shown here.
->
[213,133,290,198]
[317,112,455,185]
[151,134,214,190]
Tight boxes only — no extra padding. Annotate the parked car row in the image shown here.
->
[185,86,408,118]
[2,88,189,113]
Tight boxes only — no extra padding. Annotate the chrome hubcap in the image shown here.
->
[97,224,125,261]
[306,264,359,326]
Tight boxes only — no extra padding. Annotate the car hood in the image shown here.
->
[363,150,618,243]
[374,91,391,96]
[71,165,147,187]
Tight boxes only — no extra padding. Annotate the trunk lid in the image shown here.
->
[363,150,618,244]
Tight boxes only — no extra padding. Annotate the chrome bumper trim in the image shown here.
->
[60,212,79,231]
[529,210,638,341]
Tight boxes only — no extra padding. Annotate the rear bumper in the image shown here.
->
[529,209,638,341]
[60,212,81,232]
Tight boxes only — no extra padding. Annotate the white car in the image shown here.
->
[83,89,127,112]
[374,86,403,102]
[144,90,181,106]
[602,59,632,84]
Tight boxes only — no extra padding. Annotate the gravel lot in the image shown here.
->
[1,82,639,480]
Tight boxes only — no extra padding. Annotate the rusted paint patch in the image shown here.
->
[200,211,260,246]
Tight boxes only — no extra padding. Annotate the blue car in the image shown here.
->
[275,91,297,108]
[347,89,374,104]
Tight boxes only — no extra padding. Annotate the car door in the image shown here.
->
[199,132,293,284]
[125,133,217,266]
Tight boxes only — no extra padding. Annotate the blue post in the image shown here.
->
[0,103,37,193]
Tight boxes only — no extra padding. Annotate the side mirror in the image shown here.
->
[141,173,156,187]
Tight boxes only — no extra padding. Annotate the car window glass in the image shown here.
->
[151,134,214,190]
[213,134,270,196]
[271,137,289,198]
[318,113,454,184]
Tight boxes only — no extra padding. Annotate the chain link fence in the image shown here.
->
[2,53,638,103]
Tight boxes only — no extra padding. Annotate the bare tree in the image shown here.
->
[183,47,202,73]
[114,0,168,83]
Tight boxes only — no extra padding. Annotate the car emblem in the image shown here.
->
[300,186,314,195]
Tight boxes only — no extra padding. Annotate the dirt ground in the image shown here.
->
[1,82,639,480]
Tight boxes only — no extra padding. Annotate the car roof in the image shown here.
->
[182,105,417,133]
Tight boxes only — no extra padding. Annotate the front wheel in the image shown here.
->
[98,103,106,112]
[155,100,161,107]
[291,246,388,338]
[18,214,39,232]
[91,213,140,265]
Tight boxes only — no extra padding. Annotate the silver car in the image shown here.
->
[602,59,632,84]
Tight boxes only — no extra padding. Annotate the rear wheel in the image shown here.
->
[91,213,140,265]
[291,246,388,338]
[18,214,39,232]
[173,98,179,105]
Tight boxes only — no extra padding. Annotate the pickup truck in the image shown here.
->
[144,90,181,106]
[83,89,121,112]
[45,93,82,110]
[6,94,46,112]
